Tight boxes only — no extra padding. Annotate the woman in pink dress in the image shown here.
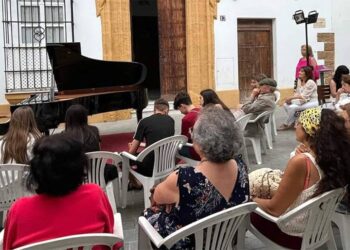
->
[295,45,319,84]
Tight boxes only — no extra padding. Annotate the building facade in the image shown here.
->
[0,0,349,119]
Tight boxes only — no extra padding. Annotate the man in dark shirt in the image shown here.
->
[128,98,175,177]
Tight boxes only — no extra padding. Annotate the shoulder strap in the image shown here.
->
[303,156,311,189]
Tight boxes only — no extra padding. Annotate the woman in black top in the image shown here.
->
[64,104,118,182]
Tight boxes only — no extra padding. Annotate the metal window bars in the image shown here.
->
[2,0,74,93]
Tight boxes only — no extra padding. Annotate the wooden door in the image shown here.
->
[157,0,187,99]
[238,19,273,103]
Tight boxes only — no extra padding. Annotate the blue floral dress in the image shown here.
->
[144,156,249,249]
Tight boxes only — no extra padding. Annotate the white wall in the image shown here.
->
[332,0,350,67]
[71,0,102,59]
[0,0,102,103]
[214,0,333,90]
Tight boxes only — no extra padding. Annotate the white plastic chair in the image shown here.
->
[13,233,122,250]
[85,151,123,213]
[271,90,281,142]
[0,164,29,223]
[332,208,350,250]
[235,113,253,165]
[244,111,273,165]
[138,202,257,249]
[249,188,345,250]
[121,135,187,208]
[176,142,200,167]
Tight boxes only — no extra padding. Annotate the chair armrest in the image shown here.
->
[138,216,164,248]
[253,207,279,223]
[184,143,193,147]
[114,213,124,240]
[120,151,138,161]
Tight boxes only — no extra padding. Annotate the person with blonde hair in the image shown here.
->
[0,106,41,164]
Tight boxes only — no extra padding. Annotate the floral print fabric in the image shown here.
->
[144,156,249,249]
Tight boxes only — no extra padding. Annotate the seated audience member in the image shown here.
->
[64,104,118,183]
[173,91,201,160]
[234,78,277,136]
[0,106,41,164]
[341,103,350,131]
[3,133,120,250]
[128,98,175,178]
[144,106,249,249]
[334,75,350,111]
[330,65,349,98]
[279,66,318,130]
[249,73,268,100]
[200,89,232,113]
[251,107,350,249]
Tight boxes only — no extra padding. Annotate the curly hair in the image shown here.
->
[333,65,349,90]
[309,109,350,201]
[192,106,243,163]
[26,133,87,196]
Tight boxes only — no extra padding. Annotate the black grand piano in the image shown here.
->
[5,42,148,134]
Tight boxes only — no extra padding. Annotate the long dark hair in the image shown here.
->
[64,104,100,151]
[333,65,349,90]
[200,89,230,112]
[301,66,314,82]
[310,109,350,201]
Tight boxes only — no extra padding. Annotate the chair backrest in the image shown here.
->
[274,90,281,104]
[136,135,188,179]
[235,113,253,131]
[248,110,273,124]
[317,85,331,105]
[162,202,257,249]
[0,164,29,211]
[85,151,123,189]
[278,188,344,250]
[14,233,122,250]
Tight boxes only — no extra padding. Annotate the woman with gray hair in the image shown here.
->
[144,106,249,249]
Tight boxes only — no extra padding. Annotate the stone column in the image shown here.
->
[185,0,218,104]
[92,0,132,122]
[317,33,335,84]
[96,0,132,61]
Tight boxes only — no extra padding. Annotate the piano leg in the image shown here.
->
[136,108,143,122]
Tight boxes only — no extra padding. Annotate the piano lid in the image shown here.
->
[46,43,147,92]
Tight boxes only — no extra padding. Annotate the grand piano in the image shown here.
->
[5,42,148,134]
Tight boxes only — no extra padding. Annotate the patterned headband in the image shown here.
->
[299,107,322,136]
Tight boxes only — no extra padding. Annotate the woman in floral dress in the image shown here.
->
[144,106,250,249]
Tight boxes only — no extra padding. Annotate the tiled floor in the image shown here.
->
[94,107,343,250]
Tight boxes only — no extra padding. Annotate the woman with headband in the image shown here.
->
[251,107,350,249]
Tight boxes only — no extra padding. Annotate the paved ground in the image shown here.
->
[91,107,342,250]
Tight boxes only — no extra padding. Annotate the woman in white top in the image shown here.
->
[0,107,41,164]
[334,75,350,111]
[279,66,318,130]
[251,107,350,249]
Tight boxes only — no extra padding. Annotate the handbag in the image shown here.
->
[249,168,284,199]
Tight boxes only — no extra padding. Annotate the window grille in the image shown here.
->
[2,0,74,92]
